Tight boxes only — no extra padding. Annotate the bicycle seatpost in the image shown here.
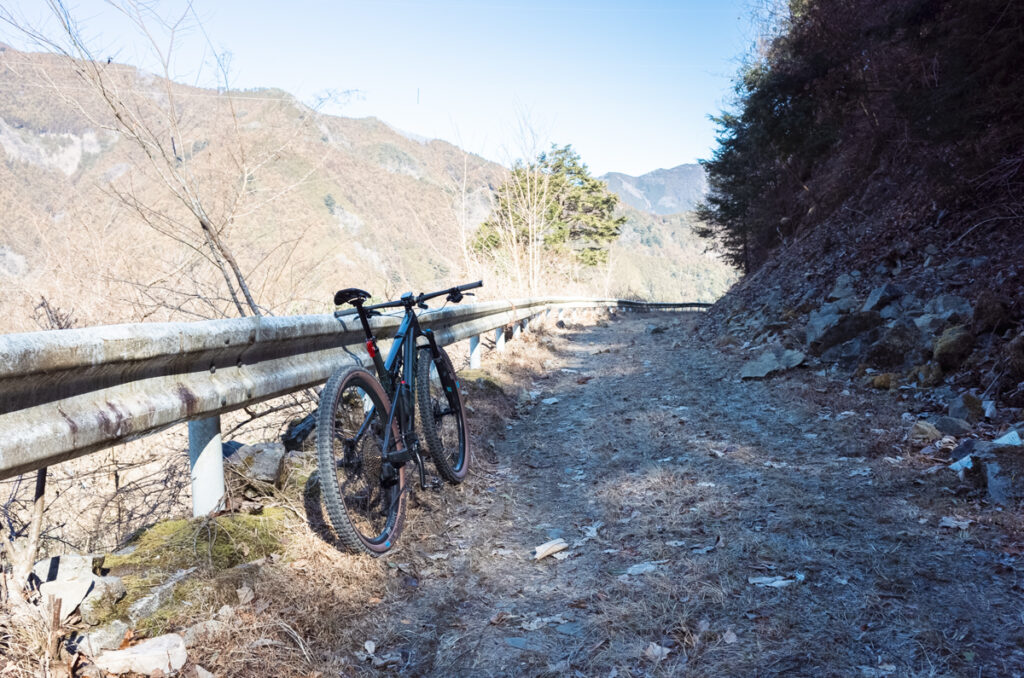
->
[351,299,389,383]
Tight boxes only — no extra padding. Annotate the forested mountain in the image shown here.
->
[0,46,734,333]
[601,164,707,215]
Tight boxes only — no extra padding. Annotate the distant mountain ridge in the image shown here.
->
[601,163,707,215]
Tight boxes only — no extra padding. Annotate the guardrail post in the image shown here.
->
[512,322,521,341]
[188,417,225,517]
[522,317,530,334]
[469,334,482,369]
[495,326,505,352]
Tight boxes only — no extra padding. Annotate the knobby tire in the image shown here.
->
[416,347,470,483]
[316,366,407,556]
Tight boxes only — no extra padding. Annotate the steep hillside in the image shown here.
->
[698,0,1024,409]
[0,46,732,333]
[601,163,707,215]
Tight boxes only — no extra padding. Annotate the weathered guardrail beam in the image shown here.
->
[0,297,709,481]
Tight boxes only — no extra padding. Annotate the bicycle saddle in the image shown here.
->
[334,288,372,306]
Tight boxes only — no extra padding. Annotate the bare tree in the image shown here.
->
[1,0,327,319]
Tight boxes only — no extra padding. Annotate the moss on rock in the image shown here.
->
[104,507,289,574]
[933,325,974,371]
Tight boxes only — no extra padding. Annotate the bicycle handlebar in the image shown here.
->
[357,280,483,312]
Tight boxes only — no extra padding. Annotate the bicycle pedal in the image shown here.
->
[422,478,443,491]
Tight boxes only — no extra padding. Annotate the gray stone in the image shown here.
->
[985,461,1011,505]
[879,304,901,320]
[69,619,130,655]
[805,307,842,346]
[821,335,877,370]
[128,567,195,625]
[31,553,97,585]
[949,393,984,423]
[39,579,93,622]
[80,575,127,626]
[913,314,947,333]
[195,667,216,678]
[811,311,883,354]
[930,416,972,436]
[93,633,187,675]
[862,284,904,312]
[740,347,805,379]
[228,442,287,488]
[924,294,973,323]
[183,619,229,648]
[828,274,856,300]
[825,297,860,314]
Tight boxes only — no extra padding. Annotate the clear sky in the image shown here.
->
[1,0,753,176]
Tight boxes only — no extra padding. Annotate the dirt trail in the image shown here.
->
[366,312,1023,677]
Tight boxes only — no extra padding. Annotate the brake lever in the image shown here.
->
[417,301,429,310]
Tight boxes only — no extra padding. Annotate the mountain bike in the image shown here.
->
[315,281,482,555]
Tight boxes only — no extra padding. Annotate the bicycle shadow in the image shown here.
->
[301,470,347,551]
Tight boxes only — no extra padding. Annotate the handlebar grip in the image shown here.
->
[457,280,483,292]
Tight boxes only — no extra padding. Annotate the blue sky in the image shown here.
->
[1,0,753,175]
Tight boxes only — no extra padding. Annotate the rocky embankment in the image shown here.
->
[702,250,1024,504]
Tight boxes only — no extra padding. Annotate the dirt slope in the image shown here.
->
[349,312,1023,677]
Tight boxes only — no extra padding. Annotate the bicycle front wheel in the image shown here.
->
[416,347,470,483]
[316,366,407,555]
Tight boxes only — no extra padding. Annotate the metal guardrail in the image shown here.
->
[0,297,708,510]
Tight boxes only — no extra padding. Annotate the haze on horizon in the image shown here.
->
[0,0,754,176]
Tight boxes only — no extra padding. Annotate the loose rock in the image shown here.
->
[93,634,187,676]
[39,579,93,622]
[740,346,805,379]
[227,442,287,490]
[31,554,98,586]
[948,393,984,423]
[930,416,972,437]
[862,284,903,313]
[932,325,974,371]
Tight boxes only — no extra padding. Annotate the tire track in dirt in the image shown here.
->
[374,312,1024,677]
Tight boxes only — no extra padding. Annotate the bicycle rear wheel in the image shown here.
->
[416,347,470,483]
[316,366,407,555]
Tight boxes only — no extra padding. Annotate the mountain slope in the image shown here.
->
[601,163,707,215]
[0,46,733,333]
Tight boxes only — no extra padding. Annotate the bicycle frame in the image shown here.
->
[352,303,458,489]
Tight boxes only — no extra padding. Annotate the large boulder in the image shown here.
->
[933,325,974,371]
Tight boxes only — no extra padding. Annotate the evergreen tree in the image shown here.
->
[476,145,624,278]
